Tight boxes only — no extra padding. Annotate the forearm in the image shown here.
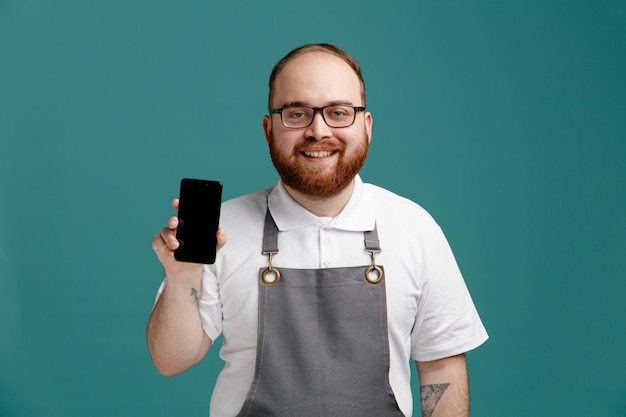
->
[417,354,469,417]
[147,272,210,376]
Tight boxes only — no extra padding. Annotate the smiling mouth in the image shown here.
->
[302,150,335,158]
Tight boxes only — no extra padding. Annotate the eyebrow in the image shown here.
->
[278,100,356,108]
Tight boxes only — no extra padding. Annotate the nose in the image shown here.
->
[305,111,332,141]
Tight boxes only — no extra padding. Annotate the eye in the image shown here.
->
[284,107,312,120]
[326,106,352,120]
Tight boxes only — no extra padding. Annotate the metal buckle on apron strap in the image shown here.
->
[261,250,281,286]
[364,247,384,284]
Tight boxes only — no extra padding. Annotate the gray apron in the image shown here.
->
[236,210,404,417]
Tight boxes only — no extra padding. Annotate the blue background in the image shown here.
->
[1,1,625,416]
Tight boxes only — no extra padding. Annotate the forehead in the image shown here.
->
[272,52,362,107]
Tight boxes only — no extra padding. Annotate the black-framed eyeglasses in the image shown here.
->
[269,105,366,128]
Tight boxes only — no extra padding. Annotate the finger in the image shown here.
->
[160,226,180,250]
[172,198,180,212]
[216,228,228,251]
[168,215,179,230]
[151,234,170,253]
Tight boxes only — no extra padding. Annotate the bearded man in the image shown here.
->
[147,43,488,417]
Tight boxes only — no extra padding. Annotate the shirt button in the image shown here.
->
[323,261,330,267]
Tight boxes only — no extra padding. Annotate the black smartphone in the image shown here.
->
[174,178,223,264]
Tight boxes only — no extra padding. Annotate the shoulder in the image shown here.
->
[363,183,439,228]
[220,186,273,229]
[360,182,448,258]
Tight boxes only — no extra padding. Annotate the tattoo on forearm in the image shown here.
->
[420,383,450,417]
[190,288,202,328]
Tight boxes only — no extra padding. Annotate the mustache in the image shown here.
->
[296,139,344,151]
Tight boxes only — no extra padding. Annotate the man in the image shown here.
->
[148,43,488,417]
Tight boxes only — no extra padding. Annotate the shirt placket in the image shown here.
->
[319,225,332,269]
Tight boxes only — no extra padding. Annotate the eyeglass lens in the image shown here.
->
[282,106,356,128]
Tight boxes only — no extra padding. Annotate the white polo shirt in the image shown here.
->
[160,175,488,417]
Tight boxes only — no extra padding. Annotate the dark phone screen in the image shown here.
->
[174,178,222,264]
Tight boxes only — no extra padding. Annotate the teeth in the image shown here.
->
[304,151,333,158]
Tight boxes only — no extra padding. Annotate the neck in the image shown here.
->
[283,179,355,218]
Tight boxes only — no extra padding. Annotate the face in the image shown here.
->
[263,52,373,198]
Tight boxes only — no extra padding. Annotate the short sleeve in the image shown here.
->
[411,230,488,361]
[199,264,223,342]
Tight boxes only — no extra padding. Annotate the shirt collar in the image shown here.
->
[268,174,376,232]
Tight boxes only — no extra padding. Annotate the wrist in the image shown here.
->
[163,267,203,296]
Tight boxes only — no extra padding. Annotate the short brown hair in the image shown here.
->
[268,43,366,109]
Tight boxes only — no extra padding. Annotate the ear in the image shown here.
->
[364,111,373,144]
[262,115,272,145]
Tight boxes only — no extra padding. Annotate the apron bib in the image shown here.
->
[236,210,403,417]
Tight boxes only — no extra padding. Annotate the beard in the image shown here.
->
[268,130,369,198]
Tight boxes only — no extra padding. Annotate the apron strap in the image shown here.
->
[262,209,280,254]
[364,225,381,252]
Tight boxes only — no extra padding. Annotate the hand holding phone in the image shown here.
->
[174,178,223,264]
